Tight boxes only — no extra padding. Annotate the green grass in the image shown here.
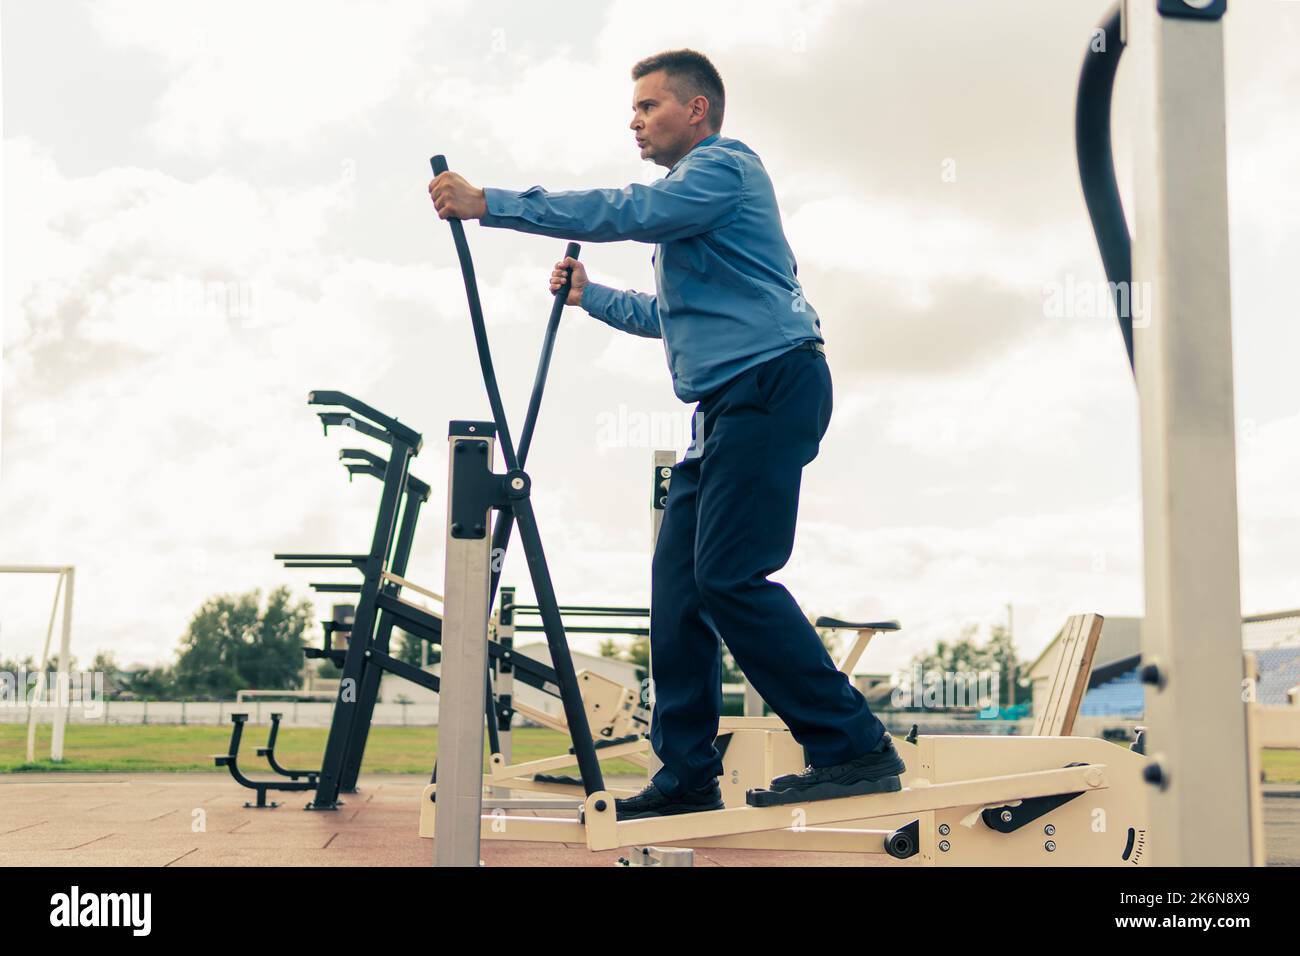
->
[0,723,645,776]
[3,724,1298,783]
[1262,747,1300,784]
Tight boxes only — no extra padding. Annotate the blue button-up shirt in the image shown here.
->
[480,133,822,403]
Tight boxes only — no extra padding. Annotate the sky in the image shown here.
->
[1,0,1297,677]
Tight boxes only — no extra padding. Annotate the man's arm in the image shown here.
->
[581,284,661,338]
[481,151,744,244]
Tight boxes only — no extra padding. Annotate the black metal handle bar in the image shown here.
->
[308,390,425,451]
[339,448,387,468]
[1075,1,1134,378]
[429,153,604,796]
[338,449,431,500]
[275,552,368,563]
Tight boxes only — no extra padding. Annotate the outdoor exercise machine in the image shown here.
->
[483,585,650,798]
[214,390,438,808]
[217,390,658,808]
[211,711,320,800]
[213,713,316,808]
[424,178,1117,860]
[255,712,320,783]
[422,0,1263,867]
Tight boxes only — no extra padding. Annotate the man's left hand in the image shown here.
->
[429,171,487,220]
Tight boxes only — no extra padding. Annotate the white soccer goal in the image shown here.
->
[0,566,75,762]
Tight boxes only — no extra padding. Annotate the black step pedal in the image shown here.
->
[532,773,583,787]
[745,775,903,808]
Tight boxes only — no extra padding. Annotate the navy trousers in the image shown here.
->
[649,343,886,796]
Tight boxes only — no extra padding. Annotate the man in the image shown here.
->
[430,48,903,819]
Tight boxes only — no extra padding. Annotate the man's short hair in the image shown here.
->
[631,49,725,132]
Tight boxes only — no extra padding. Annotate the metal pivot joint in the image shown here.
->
[1156,0,1225,20]
[448,421,504,539]
[652,464,671,510]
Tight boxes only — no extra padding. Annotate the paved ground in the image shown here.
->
[1,773,1297,866]
[0,773,900,867]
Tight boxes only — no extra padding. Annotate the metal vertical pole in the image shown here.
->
[52,567,74,761]
[310,443,411,808]
[647,450,675,778]
[434,423,496,867]
[492,587,516,799]
[26,570,64,763]
[340,478,427,792]
[1127,0,1256,865]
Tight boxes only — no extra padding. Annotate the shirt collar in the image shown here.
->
[670,133,721,172]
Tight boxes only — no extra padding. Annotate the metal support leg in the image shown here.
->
[434,424,496,867]
[492,588,517,799]
[646,450,675,780]
[1126,0,1257,865]
[338,612,399,791]
[310,443,413,809]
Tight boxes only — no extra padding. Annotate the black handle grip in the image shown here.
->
[430,155,448,176]
[555,241,582,300]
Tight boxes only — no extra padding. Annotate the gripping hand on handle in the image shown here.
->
[549,257,588,307]
[428,170,487,220]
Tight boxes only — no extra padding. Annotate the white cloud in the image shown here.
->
[787,195,1076,290]
[2,0,1296,672]
[1238,412,1300,615]
[0,138,456,658]
[786,499,1145,674]
[89,0,449,155]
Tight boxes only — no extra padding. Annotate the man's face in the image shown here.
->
[630,70,704,168]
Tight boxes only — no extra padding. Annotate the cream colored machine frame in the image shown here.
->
[423,613,1163,865]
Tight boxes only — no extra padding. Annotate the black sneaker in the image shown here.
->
[614,780,724,821]
[748,733,906,807]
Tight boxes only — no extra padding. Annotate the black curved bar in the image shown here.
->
[255,712,320,783]
[213,714,317,808]
[1075,1,1135,377]
[428,157,523,473]
[308,390,424,451]
[429,153,605,796]
[337,451,384,482]
[485,239,581,614]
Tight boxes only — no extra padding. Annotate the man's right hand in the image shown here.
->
[550,257,588,306]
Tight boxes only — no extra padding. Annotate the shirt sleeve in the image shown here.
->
[480,149,744,244]
[580,283,662,339]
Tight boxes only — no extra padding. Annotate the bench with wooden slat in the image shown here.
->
[1032,613,1105,736]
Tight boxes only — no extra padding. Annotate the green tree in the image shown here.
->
[904,623,1026,712]
[912,624,984,676]
[393,631,438,669]
[120,665,176,700]
[173,587,313,699]
[40,653,79,673]
[599,633,648,667]
[599,633,650,685]
[91,651,124,698]
[982,623,1026,706]
[315,659,343,679]
[0,655,36,675]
